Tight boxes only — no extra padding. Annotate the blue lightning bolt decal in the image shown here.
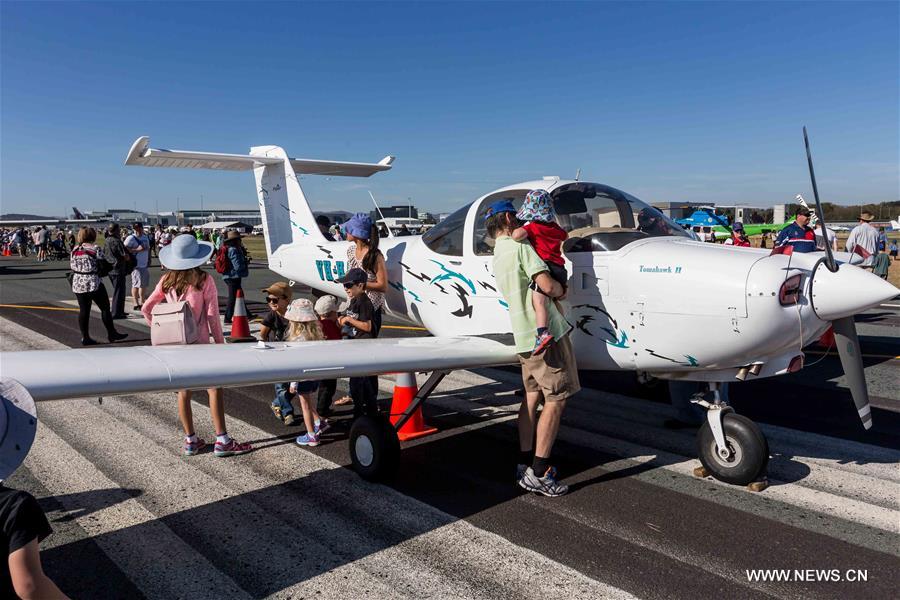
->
[429,260,476,294]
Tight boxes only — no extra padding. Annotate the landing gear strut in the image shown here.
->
[691,383,769,485]
[348,371,448,481]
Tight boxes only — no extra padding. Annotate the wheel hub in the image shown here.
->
[712,435,743,467]
[355,434,374,467]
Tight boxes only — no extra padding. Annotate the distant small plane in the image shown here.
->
[2,136,896,487]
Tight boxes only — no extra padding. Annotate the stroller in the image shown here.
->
[48,238,69,261]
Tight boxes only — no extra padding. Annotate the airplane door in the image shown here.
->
[565,250,633,370]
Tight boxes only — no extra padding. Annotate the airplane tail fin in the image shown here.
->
[72,207,85,220]
[125,136,394,259]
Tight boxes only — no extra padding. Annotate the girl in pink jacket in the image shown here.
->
[142,234,252,457]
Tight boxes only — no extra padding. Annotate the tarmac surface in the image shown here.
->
[1,254,898,599]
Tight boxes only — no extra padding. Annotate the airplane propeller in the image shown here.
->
[803,127,872,430]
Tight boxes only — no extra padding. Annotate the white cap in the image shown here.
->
[314,295,338,315]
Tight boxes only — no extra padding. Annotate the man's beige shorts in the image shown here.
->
[518,334,580,403]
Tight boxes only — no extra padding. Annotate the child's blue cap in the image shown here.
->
[483,199,517,222]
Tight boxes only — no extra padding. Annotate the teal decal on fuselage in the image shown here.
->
[316,260,346,282]
[389,280,422,303]
[429,260,476,294]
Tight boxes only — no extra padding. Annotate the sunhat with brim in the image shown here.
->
[285,298,318,322]
[0,378,37,481]
[859,212,874,222]
[517,189,555,223]
[159,233,214,270]
[341,213,372,240]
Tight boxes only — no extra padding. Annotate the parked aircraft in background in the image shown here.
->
[2,136,896,488]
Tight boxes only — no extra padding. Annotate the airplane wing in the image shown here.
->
[125,136,393,178]
[1,337,517,402]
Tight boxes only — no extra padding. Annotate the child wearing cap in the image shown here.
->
[511,189,568,355]
[314,295,342,417]
[337,268,379,418]
[285,299,331,447]
[260,282,296,425]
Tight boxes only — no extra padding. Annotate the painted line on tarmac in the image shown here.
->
[805,349,900,361]
[381,324,428,331]
[0,303,79,312]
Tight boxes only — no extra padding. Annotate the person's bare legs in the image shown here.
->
[177,390,195,435]
[137,285,147,306]
[518,391,541,453]
[534,398,566,460]
[131,287,140,307]
[208,387,227,435]
[298,393,320,434]
[532,291,549,330]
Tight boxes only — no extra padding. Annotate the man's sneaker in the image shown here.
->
[214,438,252,457]
[296,432,320,447]
[283,413,296,426]
[184,437,207,456]
[519,466,569,497]
[315,419,330,435]
[532,331,553,355]
[516,463,527,482]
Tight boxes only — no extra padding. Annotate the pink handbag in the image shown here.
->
[150,294,199,346]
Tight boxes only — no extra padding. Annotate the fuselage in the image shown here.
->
[266,180,897,382]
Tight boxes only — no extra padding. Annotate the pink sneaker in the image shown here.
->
[184,437,207,456]
[214,438,253,457]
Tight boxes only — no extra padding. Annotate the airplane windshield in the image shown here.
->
[473,182,689,255]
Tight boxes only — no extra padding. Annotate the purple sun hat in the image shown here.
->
[341,213,372,240]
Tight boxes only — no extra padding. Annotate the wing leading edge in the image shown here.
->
[125,136,394,177]
[1,337,517,402]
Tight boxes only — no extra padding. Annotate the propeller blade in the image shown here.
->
[832,316,872,430]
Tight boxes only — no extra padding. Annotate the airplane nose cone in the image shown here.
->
[811,261,899,321]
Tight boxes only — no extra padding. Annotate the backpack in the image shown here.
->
[214,246,230,274]
[150,292,199,346]
[121,251,137,276]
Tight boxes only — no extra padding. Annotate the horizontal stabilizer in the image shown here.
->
[2,336,516,401]
[125,136,394,177]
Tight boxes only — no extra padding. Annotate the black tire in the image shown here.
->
[349,415,400,481]
[697,413,769,485]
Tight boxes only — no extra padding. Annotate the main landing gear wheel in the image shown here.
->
[697,413,769,485]
[349,415,400,481]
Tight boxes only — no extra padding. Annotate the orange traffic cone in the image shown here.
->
[389,372,438,441]
[228,289,255,343]
[2,245,10,256]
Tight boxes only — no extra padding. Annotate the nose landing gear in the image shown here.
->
[691,386,769,486]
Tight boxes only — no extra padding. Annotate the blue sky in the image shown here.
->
[2,1,897,217]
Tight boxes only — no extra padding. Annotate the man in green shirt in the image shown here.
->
[487,199,579,497]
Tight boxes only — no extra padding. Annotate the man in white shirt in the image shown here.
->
[124,222,151,309]
[845,212,879,267]
[814,221,837,252]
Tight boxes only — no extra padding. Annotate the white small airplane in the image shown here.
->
[2,136,896,487]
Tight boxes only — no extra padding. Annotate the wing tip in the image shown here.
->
[125,135,151,166]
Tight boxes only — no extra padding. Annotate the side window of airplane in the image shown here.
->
[473,190,529,256]
[422,202,471,256]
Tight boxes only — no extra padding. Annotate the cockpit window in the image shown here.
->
[422,202,471,256]
[473,183,688,256]
[473,190,529,255]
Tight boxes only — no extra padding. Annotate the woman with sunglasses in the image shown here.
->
[259,282,297,425]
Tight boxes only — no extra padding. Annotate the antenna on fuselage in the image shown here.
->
[575,168,581,181]
[368,190,394,238]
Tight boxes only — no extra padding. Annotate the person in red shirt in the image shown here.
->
[724,221,751,247]
[512,189,569,354]
[314,295,342,416]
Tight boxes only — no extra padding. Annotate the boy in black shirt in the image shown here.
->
[337,268,379,417]
[1,483,67,599]
[259,282,296,425]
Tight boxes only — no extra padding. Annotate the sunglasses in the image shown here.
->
[266,296,282,303]
[342,283,359,289]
